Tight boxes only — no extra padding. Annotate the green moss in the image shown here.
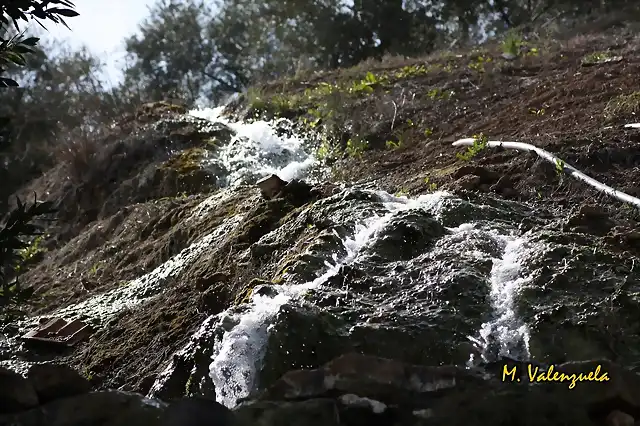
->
[163,147,205,175]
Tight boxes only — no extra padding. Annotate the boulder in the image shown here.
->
[26,363,91,404]
[256,174,288,200]
[161,396,233,426]
[234,398,340,426]
[261,353,474,405]
[0,390,165,426]
[255,354,640,425]
[0,366,39,414]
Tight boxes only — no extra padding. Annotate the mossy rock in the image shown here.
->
[164,148,206,175]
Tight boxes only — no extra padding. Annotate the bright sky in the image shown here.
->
[37,0,156,84]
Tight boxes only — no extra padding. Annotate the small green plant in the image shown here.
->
[529,108,545,116]
[526,47,539,57]
[345,137,368,157]
[394,64,432,79]
[386,140,401,150]
[315,136,340,161]
[501,31,523,57]
[581,51,618,66]
[349,71,387,94]
[424,128,433,137]
[424,177,438,191]
[89,261,103,276]
[468,55,492,72]
[456,133,489,161]
[83,368,93,381]
[427,88,454,100]
[555,158,565,176]
[14,235,47,273]
[394,188,408,197]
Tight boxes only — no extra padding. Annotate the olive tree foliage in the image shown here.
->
[121,0,248,106]
[0,0,79,87]
[125,0,640,106]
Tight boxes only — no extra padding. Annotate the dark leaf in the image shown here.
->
[0,77,19,87]
[47,7,79,17]
[21,37,40,46]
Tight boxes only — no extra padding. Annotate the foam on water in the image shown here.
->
[189,107,316,185]
[208,190,449,408]
[468,234,536,363]
[50,215,245,323]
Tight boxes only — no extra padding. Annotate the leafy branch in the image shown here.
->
[0,193,57,305]
[1,0,79,86]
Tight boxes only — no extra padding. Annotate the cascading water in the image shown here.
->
[208,191,451,408]
[468,233,536,364]
[189,107,318,186]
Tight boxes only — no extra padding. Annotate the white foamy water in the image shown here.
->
[468,234,535,363]
[209,190,450,408]
[189,107,316,186]
[51,215,244,323]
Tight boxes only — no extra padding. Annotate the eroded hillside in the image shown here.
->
[2,21,640,426]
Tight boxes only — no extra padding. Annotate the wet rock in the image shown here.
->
[605,226,640,251]
[453,165,500,184]
[489,175,517,197]
[564,204,616,236]
[257,174,288,200]
[161,396,233,426]
[0,366,39,414]
[26,363,91,404]
[261,353,473,405]
[456,174,482,190]
[147,317,219,401]
[276,179,314,206]
[234,398,340,426]
[258,305,349,391]
[0,390,165,426]
[554,360,640,418]
[365,210,447,261]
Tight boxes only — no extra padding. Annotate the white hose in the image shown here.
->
[452,138,640,209]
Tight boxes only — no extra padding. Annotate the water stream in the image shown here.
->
[8,107,639,407]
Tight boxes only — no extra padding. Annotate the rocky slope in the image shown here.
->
[1,21,640,426]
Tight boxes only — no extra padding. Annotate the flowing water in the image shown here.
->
[6,106,639,406]
[149,108,640,408]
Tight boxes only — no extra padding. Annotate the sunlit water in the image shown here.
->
[189,107,317,186]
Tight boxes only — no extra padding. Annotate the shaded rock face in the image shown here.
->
[27,363,92,404]
[228,354,640,426]
[0,366,39,414]
[0,390,167,426]
[0,362,236,426]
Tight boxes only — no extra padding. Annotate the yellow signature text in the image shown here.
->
[502,364,609,389]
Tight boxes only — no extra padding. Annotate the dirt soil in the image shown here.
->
[3,21,640,394]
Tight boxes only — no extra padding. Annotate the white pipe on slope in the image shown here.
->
[452,138,640,209]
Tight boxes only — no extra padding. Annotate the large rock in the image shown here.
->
[0,390,166,426]
[261,353,477,405]
[0,366,39,414]
[255,354,640,425]
[161,397,233,426]
[26,363,91,404]
[234,398,340,426]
